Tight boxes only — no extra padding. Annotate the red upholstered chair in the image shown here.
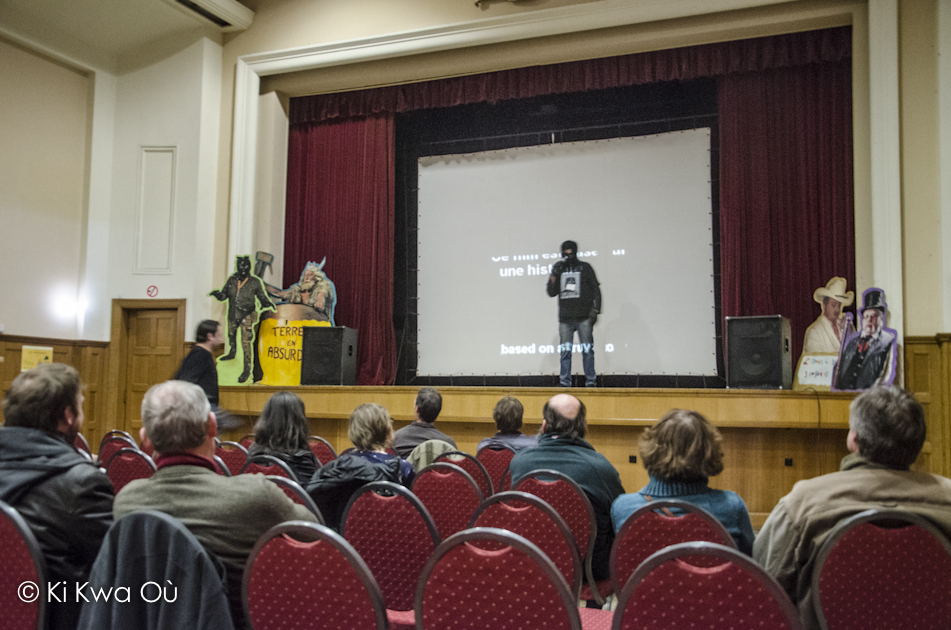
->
[342,481,440,630]
[610,499,737,596]
[265,476,324,521]
[244,521,387,630]
[212,455,232,476]
[215,440,249,476]
[308,435,336,466]
[411,463,484,540]
[105,447,157,493]
[476,445,516,494]
[416,528,583,630]
[469,491,583,599]
[0,500,47,630]
[97,434,137,467]
[101,429,135,443]
[239,454,298,482]
[74,432,92,457]
[615,541,802,630]
[434,451,493,498]
[812,509,951,630]
[512,469,608,605]
[239,434,255,449]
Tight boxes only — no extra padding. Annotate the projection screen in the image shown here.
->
[416,128,717,377]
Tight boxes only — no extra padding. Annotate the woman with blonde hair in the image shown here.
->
[610,409,754,554]
[307,403,414,531]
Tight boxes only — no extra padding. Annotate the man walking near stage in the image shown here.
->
[548,240,601,387]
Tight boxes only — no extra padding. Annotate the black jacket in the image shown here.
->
[247,443,319,485]
[306,453,403,532]
[547,258,602,321]
[77,510,234,630]
[0,427,114,630]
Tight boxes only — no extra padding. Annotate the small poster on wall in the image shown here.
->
[21,346,54,372]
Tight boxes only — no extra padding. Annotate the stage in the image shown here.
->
[220,385,856,526]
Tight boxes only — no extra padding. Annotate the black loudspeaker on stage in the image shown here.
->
[725,315,791,389]
[301,327,358,385]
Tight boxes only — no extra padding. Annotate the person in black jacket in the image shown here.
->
[0,363,114,630]
[307,403,414,532]
[547,240,601,387]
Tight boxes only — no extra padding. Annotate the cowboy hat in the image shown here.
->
[813,277,854,307]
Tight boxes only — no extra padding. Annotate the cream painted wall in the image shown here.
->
[106,36,222,340]
[0,38,90,339]
[900,0,941,336]
[252,91,289,288]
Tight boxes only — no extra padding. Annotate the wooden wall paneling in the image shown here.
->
[905,336,947,476]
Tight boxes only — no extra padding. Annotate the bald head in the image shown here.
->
[541,394,586,440]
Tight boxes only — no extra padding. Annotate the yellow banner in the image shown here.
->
[258,319,330,385]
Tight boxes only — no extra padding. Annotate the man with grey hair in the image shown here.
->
[754,385,951,630]
[114,380,317,628]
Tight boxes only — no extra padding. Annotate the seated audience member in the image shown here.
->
[754,385,951,630]
[308,403,415,531]
[248,391,319,483]
[508,393,624,581]
[114,380,317,629]
[0,363,114,630]
[392,387,456,458]
[610,409,754,554]
[477,396,538,453]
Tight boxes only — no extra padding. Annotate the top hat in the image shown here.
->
[861,288,887,313]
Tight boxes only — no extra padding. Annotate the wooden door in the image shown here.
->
[122,309,179,434]
[107,299,185,440]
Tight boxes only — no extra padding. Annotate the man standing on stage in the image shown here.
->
[548,240,601,387]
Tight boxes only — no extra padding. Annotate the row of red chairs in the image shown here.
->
[241,498,951,630]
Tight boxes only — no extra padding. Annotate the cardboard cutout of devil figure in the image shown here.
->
[832,288,898,391]
[211,255,276,383]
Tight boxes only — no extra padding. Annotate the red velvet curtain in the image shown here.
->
[284,114,396,385]
[718,61,855,361]
[291,27,850,125]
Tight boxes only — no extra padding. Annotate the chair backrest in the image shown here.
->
[610,499,737,595]
[77,510,233,630]
[265,476,325,521]
[240,454,298,482]
[213,455,232,476]
[215,441,249,476]
[244,521,387,630]
[308,436,337,466]
[97,434,137,467]
[411,463,484,540]
[615,541,802,630]
[342,481,440,612]
[470,491,583,598]
[100,429,135,446]
[416,528,582,630]
[0,500,47,630]
[812,509,951,630]
[512,470,596,567]
[240,434,255,449]
[476,445,516,494]
[434,451,493,498]
[105,447,157,493]
[74,432,92,456]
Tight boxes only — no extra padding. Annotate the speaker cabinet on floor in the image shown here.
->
[725,315,791,389]
[301,327,358,385]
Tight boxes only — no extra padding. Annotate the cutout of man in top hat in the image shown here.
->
[803,277,855,354]
[833,288,897,391]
